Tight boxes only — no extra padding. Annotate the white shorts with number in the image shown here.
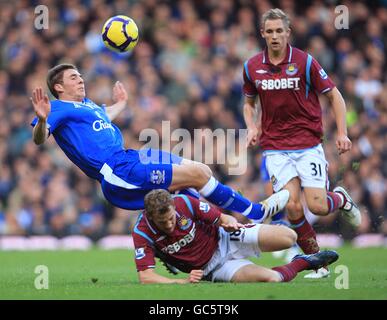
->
[264,144,329,192]
[203,224,262,282]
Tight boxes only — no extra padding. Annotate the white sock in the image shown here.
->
[199,176,218,197]
[335,192,345,207]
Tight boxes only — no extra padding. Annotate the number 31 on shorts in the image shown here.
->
[310,162,323,177]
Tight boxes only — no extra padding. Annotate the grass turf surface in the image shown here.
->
[0,246,386,300]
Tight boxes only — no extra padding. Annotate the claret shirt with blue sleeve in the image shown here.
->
[31,98,125,180]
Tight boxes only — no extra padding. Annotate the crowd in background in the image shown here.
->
[0,0,386,241]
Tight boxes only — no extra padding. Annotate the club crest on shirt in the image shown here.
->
[150,170,165,184]
[177,215,192,230]
[286,63,298,76]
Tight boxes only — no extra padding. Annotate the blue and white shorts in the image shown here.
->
[100,148,182,210]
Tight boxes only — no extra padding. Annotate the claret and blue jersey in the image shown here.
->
[243,44,335,151]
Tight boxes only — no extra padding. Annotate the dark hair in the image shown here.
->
[46,63,77,98]
[144,189,174,217]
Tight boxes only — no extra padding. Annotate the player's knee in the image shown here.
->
[283,228,297,246]
[277,226,297,248]
[285,199,303,215]
[199,162,212,178]
[193,162,212,184]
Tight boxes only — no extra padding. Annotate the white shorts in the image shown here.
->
[203,224,262,282]
[264,144,329,192]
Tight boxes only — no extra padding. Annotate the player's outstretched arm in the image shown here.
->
[325,87,352,155]
[31,87,50,145]
[138,268,203,284]
[105,81,128,121]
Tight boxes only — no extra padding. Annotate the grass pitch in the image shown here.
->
[0,245,386,300]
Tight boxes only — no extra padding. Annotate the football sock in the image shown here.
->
[272,259,310,282]
[326,191,344,213]
[270,211,286,225]
[199,177,265,221]
[289,216,320,254]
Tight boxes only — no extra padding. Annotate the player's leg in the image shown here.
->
[283,178,320,254]
[271,250,339,282]
[303,187,329,215]
[264,152,319,254]
[297,145,361,227]
[303,186,361,227]
[170,159,289,223]
[231,264,282,282]
[261,155,286,224]
[229,250,339,283]
[222,223,337,283]
[257,224,297,252]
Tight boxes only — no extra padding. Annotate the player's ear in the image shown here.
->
[260,28,265,38]
[54,83,64,95]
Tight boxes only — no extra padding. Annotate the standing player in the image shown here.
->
[133,189,339,284]
[242,9,361,276]
[31,64,289,224]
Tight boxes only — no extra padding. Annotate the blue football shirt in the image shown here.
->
[31,98,125,180]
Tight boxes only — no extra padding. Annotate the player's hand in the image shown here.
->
[336,134,352,155]
[219,214,244,232]
[187,270,203,283]
[112,81,128,103]
[246,126,260,147]
[31,87,51,121]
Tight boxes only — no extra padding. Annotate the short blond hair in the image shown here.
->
[144,189,174,217]
[261,8,290,30]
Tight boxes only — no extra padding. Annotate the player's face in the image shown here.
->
[261,19,290,54]
[56,69,86,101]
[152,207,177,235]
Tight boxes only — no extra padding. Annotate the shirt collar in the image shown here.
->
[263,44,293,65]
[144,214,158,235]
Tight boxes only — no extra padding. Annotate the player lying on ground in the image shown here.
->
[31,63,289,223]
[133,189,339,284]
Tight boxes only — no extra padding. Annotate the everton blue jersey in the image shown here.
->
[31,98,125,180]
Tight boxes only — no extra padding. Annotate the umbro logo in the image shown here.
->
[156,235,167,242]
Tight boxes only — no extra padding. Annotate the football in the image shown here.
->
[101,15,139,52]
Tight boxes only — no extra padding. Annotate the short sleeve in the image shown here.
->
[188,197,221,225]
[309,57,335,94]
[132,230,156,272]
[242,61,258,98]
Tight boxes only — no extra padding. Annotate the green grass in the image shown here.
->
[0,246,386,300]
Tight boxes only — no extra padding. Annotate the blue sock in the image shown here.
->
[271,211,289,226]
[199,177,265,221]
